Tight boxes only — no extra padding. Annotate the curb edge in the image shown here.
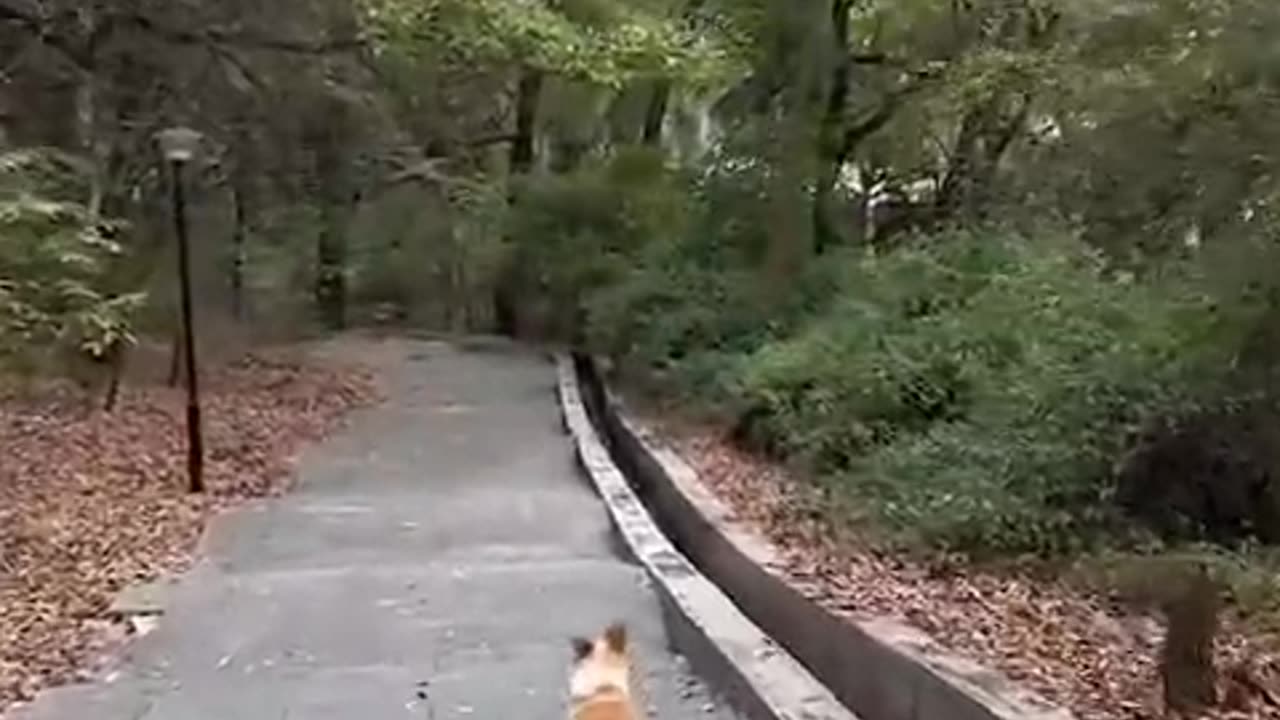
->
[554,352,859,720]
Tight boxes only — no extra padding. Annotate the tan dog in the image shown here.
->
[568,622,638,720]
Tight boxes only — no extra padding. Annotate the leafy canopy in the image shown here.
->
[356,0,741,90]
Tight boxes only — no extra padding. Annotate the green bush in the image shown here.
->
[504,147,689,339]
[727,228,1223,555]
[575,149,843,397]
[0,149,144,365]
[584,245,841,401]
[726,236,1022,464]
[511,149,1247,557]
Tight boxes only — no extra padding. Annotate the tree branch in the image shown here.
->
[119,12,364,55]
[208,43,266,93]
[0,1,363,75]
[838,101,897,160]
[0,1,91,70]
[835,64,942,160]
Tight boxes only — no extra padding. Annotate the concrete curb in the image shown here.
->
[570,354,1076,720]
[554,353,858,720]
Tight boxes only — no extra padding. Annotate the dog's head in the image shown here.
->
[568,622,631,700]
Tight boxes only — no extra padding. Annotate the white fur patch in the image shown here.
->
[569,638,629,702]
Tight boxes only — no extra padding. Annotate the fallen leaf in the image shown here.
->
[0,341,381,709]
[655,420,1280,720]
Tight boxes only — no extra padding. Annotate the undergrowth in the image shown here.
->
[508,150,1280,565]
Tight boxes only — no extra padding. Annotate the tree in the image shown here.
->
[0,148,144,396]
[356,0,737,337]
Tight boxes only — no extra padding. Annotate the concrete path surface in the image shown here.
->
[10,339,741,720]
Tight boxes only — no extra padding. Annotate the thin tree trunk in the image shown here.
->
[813,0,854,253]
[102,344,124,412]
[763,6,825,283]
[511,68,543,176]
[167,327,182,387]
[642,79,671,146]
[309,111,353,331]
[230,183,247,321]
[315,206,348,331]
[495,67,545,337]
[934,96,1029,222]
[765,101,817,283]
[78,77,105,220]
[73,7,105,220]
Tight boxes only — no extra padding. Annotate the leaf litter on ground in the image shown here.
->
[655,422,1280,720]
[0,343,381,711]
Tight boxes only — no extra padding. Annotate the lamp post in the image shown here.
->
[157,126,205,493]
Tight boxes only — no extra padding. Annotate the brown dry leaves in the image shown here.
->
[0,349,380,710]
[668,428,1280,720]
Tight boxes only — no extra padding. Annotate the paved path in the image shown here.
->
[12,339,740,720]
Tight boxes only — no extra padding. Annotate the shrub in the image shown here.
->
[513,149,1253,558]
[504,147,689,340]
[0,149,144,367]
[585,243,840,402]
[727,227,1223,555]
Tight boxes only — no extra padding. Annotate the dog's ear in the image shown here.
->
[571,636,593,661]
[603,622,627,653]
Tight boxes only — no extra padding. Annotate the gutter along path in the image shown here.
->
[9,339,739,720]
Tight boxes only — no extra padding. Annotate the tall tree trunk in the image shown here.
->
[762,4,826,282]
[934,95,1029,222]
[510,68,543,177]
[493,257,518,337]
[495,67,544,337]
[76,73,105,219]
[102,342,124,412]
[813,0,854,253]
[765,119,814,283]
[229,121,255,323]
[307,99,353,332]
[72,7,113,221]
[642,79,671,146]
[230,182,247,322]
[314,196,351,331]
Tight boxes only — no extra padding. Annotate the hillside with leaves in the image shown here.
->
[0,349,378,706]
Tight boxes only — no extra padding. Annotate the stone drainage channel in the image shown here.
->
[557,351,1073,720]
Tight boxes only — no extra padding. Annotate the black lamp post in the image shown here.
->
[157,126,205,494]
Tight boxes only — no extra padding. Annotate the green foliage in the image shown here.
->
[569,209,1240,555]
[504,148,690,334]
[347,177,509,327]
[725,229,1224,555]
[0,149,144,364]
[585,248,837,398]
[992,0,1280,259]
[357,0,740,90]
[363,0,1280,565]
[844,239,1223,548]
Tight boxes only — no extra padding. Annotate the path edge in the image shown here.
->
[554,352,859,720]
[564,352,1078,720]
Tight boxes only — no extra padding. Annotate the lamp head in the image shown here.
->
[157,126,202,163]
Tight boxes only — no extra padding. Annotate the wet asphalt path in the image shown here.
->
[9,339,740,720]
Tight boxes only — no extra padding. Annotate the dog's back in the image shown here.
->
[573,691,633,720]
[568,623,638,720]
